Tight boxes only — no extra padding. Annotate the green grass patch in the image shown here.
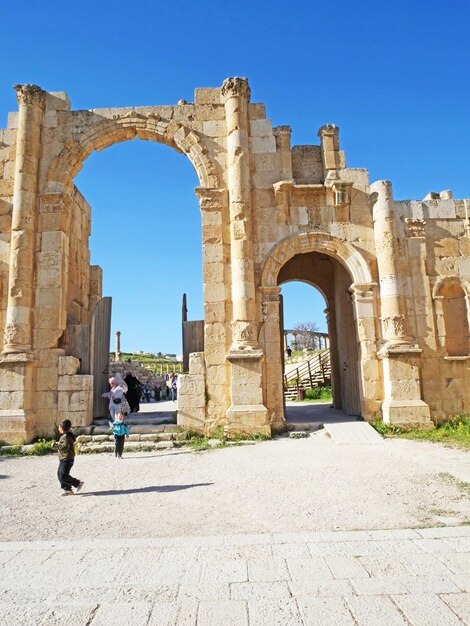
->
[181,425,271,452]
[0,446,22,457]
[25,438,55,456]
[372,416,470,449]
[304,386,332,401]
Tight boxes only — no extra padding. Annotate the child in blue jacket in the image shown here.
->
[109,411,129,458]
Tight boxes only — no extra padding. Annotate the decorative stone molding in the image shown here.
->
[333,182,353,207]
[382,315,408,339]
[14,84,46,109]
[350,282,377,300]
[221,77,251,101]
[231,321,258,346]
[404,218,426,238]
[261,231,373,288]
[195,187,229,211]
[259,286,281,302]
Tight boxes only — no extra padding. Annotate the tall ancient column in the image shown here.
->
[115,331,122,362]
[221,77,268,434]
[3,84,46,354]
[221,77,258,350]
[371,180,410,345]
[371,181,431,427]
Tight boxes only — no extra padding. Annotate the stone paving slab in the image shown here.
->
[323,421,385,444]
[0,527,469,625]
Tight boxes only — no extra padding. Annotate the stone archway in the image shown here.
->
[45,112,222,192]
[260,231,378,426]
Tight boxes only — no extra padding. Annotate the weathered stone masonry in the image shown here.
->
[0,78,469,443]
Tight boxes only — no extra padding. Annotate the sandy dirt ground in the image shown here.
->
[0,433,469,542]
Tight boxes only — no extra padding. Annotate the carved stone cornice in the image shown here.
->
[404,218,426,238]
[221,77,251,101]
[259,286,281,302]
[14,84,46,109]
[350,282,377,299]
[317,124,338,138]
[195,187,229,211]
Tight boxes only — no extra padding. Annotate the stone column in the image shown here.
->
[371,180,412,346]
[115,331,122,362]
[221,76,258,350]
[273,126,293,180]
[260,287,285,431]
[371,182,431,427]
[3,85,46,354]
[221,77,268,434]
[318,124,341,182]
[349,283,381,419]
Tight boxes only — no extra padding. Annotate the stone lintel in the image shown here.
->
[378,344,422,358]
[226,349,264,363]
[0,352,36,365]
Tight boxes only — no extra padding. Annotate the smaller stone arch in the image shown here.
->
[45,112,222,192]
[432,275,470,299]
[432,275,470,356]
[261,231,373,288]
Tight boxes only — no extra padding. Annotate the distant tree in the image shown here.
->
[293,321,319,350]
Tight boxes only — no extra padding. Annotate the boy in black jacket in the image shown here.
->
[52,419,84,496]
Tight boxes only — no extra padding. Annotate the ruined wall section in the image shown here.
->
[394,193,470,418]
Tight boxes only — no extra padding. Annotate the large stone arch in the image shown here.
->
[45,112,223,191]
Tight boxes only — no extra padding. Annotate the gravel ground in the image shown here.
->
[0,433,469,542]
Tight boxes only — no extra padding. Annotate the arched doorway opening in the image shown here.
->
[72,138,202,416]
[278,252,361,416]
[260,231,377,428]
[38,111,225,429]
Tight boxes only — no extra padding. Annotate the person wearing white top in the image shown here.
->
[102,374,128,420]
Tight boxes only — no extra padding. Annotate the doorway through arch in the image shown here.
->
[278,251,362,417]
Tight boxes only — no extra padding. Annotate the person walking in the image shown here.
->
[171,374,178,402]
[52,419,84,496]
[124,372,141,413]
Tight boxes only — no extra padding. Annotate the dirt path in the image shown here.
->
[0,433,468,542]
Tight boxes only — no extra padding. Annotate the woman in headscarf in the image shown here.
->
[102,374,129,420]
[124,371,141,413]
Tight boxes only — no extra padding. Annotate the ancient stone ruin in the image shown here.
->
[0,78,469,443]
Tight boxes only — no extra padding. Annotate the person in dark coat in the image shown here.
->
[124,372,141,413]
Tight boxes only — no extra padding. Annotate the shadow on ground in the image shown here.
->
[81,483,214,497]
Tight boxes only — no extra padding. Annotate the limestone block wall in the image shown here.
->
[178,352,207,431]
[1,78,470,442]
[57,356,93,429]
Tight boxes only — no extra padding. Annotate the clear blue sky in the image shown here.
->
[1,0,469,353]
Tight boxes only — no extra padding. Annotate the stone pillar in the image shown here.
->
[221,77,258,350]
[318,124,341,183]
[371,180,410,346]
[260,287,285,431]
[115,331,121,362]
[371,182,432,427]
[4,84,46,354]
[350,283,381,419]
[221,77,268,434]
[196,187,231,425]
[273,126,293,180]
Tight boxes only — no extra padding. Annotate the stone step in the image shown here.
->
[92,415,176,426]
[77,439,177,454]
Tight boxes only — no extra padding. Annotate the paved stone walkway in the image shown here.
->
[1,526,469,625]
